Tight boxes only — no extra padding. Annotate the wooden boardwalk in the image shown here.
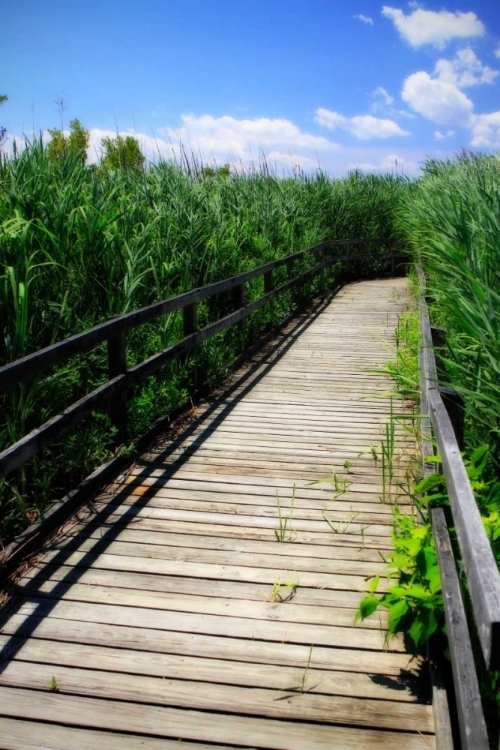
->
[0,278,435,749]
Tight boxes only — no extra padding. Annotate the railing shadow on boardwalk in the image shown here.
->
[1,286,347,670]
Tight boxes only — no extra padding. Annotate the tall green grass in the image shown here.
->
[398,151,500,730]
[0,138,407,544]
[398,152,500,470]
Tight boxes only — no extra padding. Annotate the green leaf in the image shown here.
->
[367,574,380,594]
[388,600,409,629]
[356,596,380,622]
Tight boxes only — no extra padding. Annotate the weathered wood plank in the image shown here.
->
[0,686,434,749]
[0,636,419,702]
[8,597,401,651]
[0,661,433,732]
[0,613,416,676]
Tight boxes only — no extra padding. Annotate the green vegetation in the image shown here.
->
[275,487,296,543]
[356,156,500,734]
[47,119,89,165]
[0,137,404,544]
[101,134,145,170]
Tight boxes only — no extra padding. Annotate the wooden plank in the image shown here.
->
[0,718,232,750]
[44,524,392,560]
[84,503,393,537]
[25,549,393,593]
[93,495,396,526]
[9,597,402,651]
[15,580,385,630]
[19,564,368,609]
[0,612,416,675]
[0,661,434,732]
[0,635,421,701]
[0,687,435,749]
[80,515,391,547]
[46,537,389,578]
[114,484,401,515]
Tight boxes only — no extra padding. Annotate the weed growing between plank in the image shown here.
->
[275,487,296,543]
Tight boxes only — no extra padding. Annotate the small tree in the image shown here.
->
[101,134,145,170]
[47,119,89,165]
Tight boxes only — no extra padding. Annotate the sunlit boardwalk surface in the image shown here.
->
[0,277,435,749]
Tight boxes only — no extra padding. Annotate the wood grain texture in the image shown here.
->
[0,277,434,748]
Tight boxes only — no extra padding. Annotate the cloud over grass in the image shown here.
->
[314,108,410,139]
[402,72,474,125]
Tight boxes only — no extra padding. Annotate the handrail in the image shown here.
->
[0,237,399,479]
[0,237,393,389]
[419,270,500,748]
[419,271,500,670]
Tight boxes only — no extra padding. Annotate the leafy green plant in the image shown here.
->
[356,514,443,655]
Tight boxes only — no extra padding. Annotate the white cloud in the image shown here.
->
[402,71,474,125]
[370,87,394,113]
[494,45,500,59]
[314,108,410,139]
[80,117,341,174]
[353,14,373,26]
[435,47,498,88]
[435,130,455,140]
[470,112,500,148]
[382,6,485,49]
[349,153,420,175]
[163,114,338,164]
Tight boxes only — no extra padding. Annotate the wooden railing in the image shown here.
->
[0,237,399,480]
[419,272,500,749]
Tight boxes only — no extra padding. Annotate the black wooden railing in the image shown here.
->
[0,238,398,479]
[419,271,500,749]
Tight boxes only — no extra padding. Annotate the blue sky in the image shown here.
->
[3,0,500,175]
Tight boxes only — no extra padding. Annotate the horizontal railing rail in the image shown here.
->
[419,270,500,749]
[0,237,401,479]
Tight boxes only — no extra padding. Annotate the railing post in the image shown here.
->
[286,258,295,280]
[108,331,127,447]
[264,270,274,295]
[439,386,465,451]
[430,326,465,450]
[234,282,245,310]
[345,243,351,278]
[182,302,198,389]
[233,282,245,348]
[263,270,275,331]
[183,302,197,337]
